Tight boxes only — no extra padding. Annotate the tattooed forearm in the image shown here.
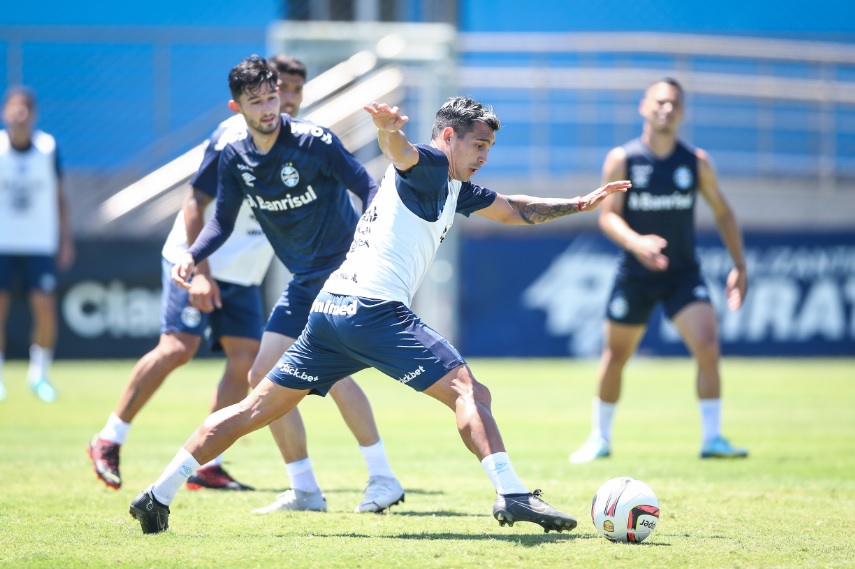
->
[507,196,580,224]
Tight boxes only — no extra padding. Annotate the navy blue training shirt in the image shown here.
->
[619,137,700,278]
[189,114,378,281]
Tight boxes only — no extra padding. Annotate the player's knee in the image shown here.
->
[328,376,359,397]
[603,346,634,367]
[247,365,267,388]
[228,351,256,376]
[166,346,195,367]
[693,336,720,363]
[157,337,197,367]
[470,378,492,407]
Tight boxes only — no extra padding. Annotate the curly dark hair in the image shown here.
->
[228,55,278,101]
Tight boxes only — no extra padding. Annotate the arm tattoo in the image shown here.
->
[508,196,580,225]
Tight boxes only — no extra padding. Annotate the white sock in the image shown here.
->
[99,413,132,445]
[151,448,201,506]
[28,344,53,382]
[699,399,722,445]
[593,398,617,442]
[200,455,223,469]
[285,458,320,493]
[481,452,528,495]
[359,439,395,479]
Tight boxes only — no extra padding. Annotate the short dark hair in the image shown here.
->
[228,55,278,101]
[268,54,307,80]
[648,77,685,100]
[431,96,501,141]
[3,85,37,111]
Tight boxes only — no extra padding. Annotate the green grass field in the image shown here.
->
[1,357,853,568]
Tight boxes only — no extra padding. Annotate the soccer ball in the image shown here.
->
[591,477,660,543]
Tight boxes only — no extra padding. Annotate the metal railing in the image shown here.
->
[458,32,855,190]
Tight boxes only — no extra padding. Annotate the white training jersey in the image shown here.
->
[323,163,459,306]
[161,114,274,286]
[0,130,60,254]
[161,201,274,286]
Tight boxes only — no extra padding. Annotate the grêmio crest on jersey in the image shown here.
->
[281,163,299,187]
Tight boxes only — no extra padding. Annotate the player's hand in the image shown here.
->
[171,253,195,290]
[364,102,409,132]
[189,274,221,313]
[631,234,669,272]
[579,180,632,212]
[725,264,748,311]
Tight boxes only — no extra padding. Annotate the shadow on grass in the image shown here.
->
[382,510,473,518]
[251,487,445,496]
[312,531,595,545]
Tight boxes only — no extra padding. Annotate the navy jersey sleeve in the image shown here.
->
[456,181,497,216]
[187,147,243,262]
[397,144,449,194]
[190,123,228,198]
[320,130,378,213]
[190,139,221,199]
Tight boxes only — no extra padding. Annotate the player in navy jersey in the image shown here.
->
[569,78,749,464]
[129,94,630,534]
[0,87,74,403]
[144,55,401,514]
[88,55,305,492]
[92,56,401,511]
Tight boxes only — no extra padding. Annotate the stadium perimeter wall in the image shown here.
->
[2,2,854,359]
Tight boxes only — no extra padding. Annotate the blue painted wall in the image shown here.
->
[460,0,855,40]
[0,0,279,26]
[0,1,279,172]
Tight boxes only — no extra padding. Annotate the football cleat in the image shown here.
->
[129,487,170,534]
[29,377,56,402]
[88,437,122,489]
[569,435,611,464]
[0,380,6,401]
[700,435,748,459]
[493,489,577,533]
[186,464,254,491]
[251,488,327,514]
[355,475,405,513]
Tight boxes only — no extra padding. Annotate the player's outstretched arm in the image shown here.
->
[364,102,419,171]
[476,180,631,225]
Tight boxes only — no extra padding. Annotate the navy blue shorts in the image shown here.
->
[0,254,57,293]
[267,291,466,396]
[606,270,711,325]
[160,258,264,350]
[264,274,328,339]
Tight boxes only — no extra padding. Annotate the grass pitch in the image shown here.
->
[1,357,853,568]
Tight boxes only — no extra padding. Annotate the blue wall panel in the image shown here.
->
[461,0,855,37]
[459,231,855,357]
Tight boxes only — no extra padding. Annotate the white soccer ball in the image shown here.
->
[591,477,660,543]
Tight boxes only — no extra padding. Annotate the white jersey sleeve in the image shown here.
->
[161,115,274,286]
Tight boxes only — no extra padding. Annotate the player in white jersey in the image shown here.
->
[129,96,630,534]
[0,87,74,403]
